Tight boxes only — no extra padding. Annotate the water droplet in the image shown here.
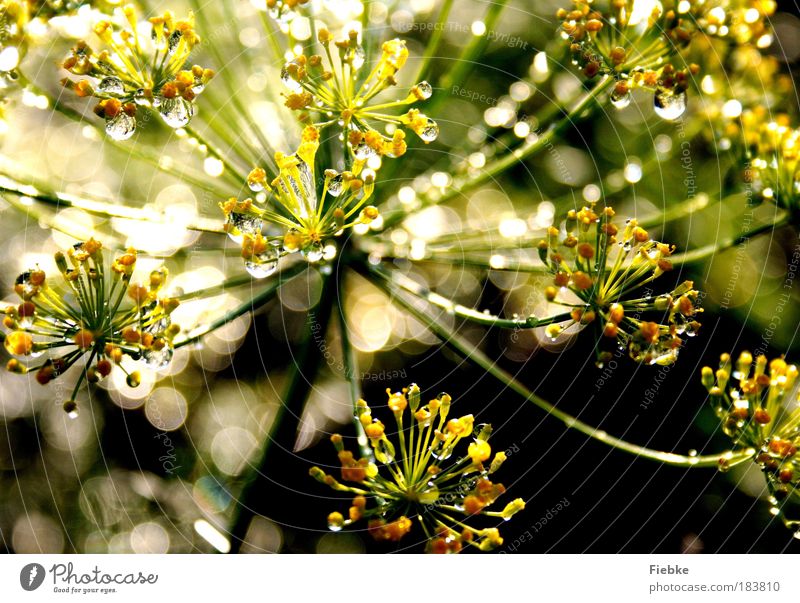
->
[97,76,125,97]
[418,485,439,505]
[610,87,631,109]
[415,80,433,100]
[63,400,79,419]
[688,449,698,457]
[352,141,375,160]
[143,344,174,369]
[280,60,304,92]
[350,45,366,70]
[244,246,279,278]
[132,89,149,105]
[327,173,344,197]
[167,29,182,56]
[302,240,324,263]
[419,118,439,142]
[159,96,193,128]
[653,89,687,121]
[192,78,205,94]
[105,112,136,140]
[225,213,262,243]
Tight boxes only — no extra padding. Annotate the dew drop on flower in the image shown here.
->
[105,112,136,141]
[653,89,687,121]
[15,271,38,296]
[97,76,125,97]
[143,344,174,369]
[167,29,183,56]
[415,80,433,100]
[610,87,631,109]
[352,141,375,160]
[418,485,439,505]
[327,173,344,197]
[63,400,79,419]
[280,61,303,92]
[245,247,279,278]
[225,213,262,243]
[419,118,439,142]
[159,96,194,129]
[302,240,324,263]
[134,89,151,106]
[351,45,366,70]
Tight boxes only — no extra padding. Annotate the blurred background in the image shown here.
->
[2,0,800,553]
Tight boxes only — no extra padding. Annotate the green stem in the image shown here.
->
[670,212,790,266]
[176,273,264,302]
[382,76,614,228]
[174,263,307,348]
[413,0,456,84]
[374,261,569,328]
[640,193,715,229]
[0,173,225,234]
[334,267,372,460]
[432,0,509,107]
[227,270,335,553]
[357,259,754,469]
[184,125,249,185]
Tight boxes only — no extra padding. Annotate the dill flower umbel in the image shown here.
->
[221,125,379,274]
[741,117,800,213]
[309,385,525,553]
[538,205,701,366]
[281,28,438,161]
[60,4,214,139]
[558,0,701,118]
[2,239,180,417]
[701,352,800,535]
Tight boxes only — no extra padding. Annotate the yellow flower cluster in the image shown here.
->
[2,239,179,417]
[538,205,701,366]
[61,4,214,139]
[309,385,525,553]
[702,352,800,534]
[281,29,438,161]
[739,116,800,213]
[220,126,380,273]
[558,0,773,119]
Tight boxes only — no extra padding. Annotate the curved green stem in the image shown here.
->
[0,168,224,234]
[375,261,569,328]
[413,0,456,84]
[430,0,509,108]
[335,267,373,460]
[358,258,753,469]
[174,263,307,348]
[382,76,614,229]
[184,125,249,185]
[671,212,790,266]
[227,269,335,553]
[640,193,715,229]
